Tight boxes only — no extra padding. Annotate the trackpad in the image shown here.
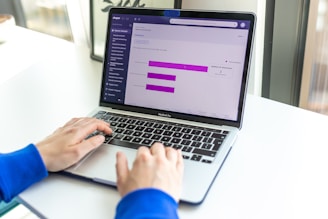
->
[66,144,137,185]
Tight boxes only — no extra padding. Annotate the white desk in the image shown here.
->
[1,28,328,219]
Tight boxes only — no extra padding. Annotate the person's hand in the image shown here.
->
[36,117,112,172]
[116,142,184,202]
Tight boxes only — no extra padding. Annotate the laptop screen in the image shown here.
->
[100,8,255,127]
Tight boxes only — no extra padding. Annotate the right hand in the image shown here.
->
[115,142,184,202]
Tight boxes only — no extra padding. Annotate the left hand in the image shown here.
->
[36,117,112,172]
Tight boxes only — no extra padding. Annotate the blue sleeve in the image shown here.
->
[0,144,48,202]
[115,188,179,219]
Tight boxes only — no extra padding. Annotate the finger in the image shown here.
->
[74,118,112,140]
[165,147,178,163]
[136,146,151,157]
[116,151,129,188]
[75,135,105,158]
[150,142,165,157]
[176,149,184,174]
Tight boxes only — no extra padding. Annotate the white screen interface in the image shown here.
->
[103,14,251,121]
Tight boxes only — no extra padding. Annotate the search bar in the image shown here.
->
[169,18,238,28]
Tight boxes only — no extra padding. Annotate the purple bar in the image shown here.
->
[146,84,175,93]
[149,61,208,72]
[147,72,176,81]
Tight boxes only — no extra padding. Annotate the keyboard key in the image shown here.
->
[142,133,152,138]
[181,128,191,133]
[191,141,202,148]
[110,116,119,122]
[122,136,133,142]
[132,137,143,143]
[109,139,141,149]
[182,134,192,140]
[203,137,214,143]
[192,135,203,141]
[171,138,182,144]
[202,131,211,137]
[182,146,193,153]
[126,124,136,130]
[132,131,143,137]
[191,129,202,135]
[161,136,172,142]
[162,125,172,130]
[201,143,213,150]
[104,135,112,143]
[212,133,226,140]
[115,128,124,133]
[151,135,161,140]
[191,155,202,161]
[212,140,223,151]
[110,121,118,126]
[141,139,153,146]
[144,122,154,127]
[135,126,145,131]
[118,123,127,128]
[136,120,145,126]
[113,133,124,139]
[126,119,136,124]
[173,144,183,150]
[193,148,217,157]
[123,129,133,135]
[202,159,212,164]
[164,142,173,147]
[154,129,164,135]
[172,126,182,132]
[181,139,192,146]
[173,132,183,138]
[183,155,190,160]
[145,127,154,133]
[153,123,163,129]
[119,118,128,122]
[163,130,173,136]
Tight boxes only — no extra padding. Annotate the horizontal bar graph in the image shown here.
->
[146,60,206,94]
[149,61,208,72]
[146,84,175,93]
[147,72,176,81]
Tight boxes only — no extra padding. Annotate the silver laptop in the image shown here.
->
[63,7,256,205]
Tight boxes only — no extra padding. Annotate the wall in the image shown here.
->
[182,0,265,96]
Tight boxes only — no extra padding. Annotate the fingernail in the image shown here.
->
[96,135,105,144]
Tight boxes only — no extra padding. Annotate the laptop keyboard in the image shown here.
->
[92,111,229,164]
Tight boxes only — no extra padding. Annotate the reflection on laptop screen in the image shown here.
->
[102,13,252,122]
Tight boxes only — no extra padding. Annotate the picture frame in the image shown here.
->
[90,0,182,62]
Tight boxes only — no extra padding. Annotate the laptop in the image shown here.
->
[63,7,256,205]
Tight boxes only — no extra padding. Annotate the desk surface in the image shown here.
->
[1,28,328,219]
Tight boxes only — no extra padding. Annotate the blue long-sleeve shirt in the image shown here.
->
[0,144,179,218]
[0,144,48,202]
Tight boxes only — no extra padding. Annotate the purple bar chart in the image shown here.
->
[149,61,208,72]
[146,84,175,93]
[147,72,176,81]
[146,60,208,94]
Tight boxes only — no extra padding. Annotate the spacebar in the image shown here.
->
[108,139,142,150]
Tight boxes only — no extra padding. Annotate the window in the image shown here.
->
[21,0,73,41]
[300,0,328,115]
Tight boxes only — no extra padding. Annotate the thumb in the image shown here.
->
[116,151,129,195]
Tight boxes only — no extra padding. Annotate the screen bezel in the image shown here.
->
[99,7,256,129]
